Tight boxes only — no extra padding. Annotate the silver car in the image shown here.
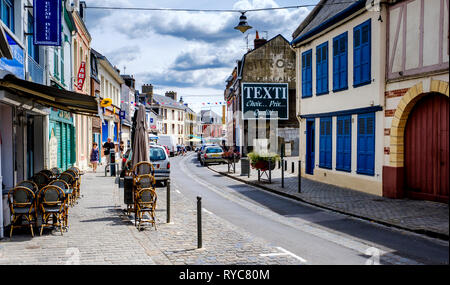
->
[200,146,225,166]
[149,145,170,181]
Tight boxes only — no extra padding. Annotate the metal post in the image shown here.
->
[248,158,250,178]
[258,169,260,182]
[298,160,301,193]
[292,161,295,173]
[166,179,171,223]
[268,160,272,184]
[197,196,202,249]
[281,158,284,188]
[233,157,236,174]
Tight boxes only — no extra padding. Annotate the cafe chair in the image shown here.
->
[49,180,73,209]
[32,172,51,190]
[59,172,77,203]
[8,186,37,238]
[39,169,56,181]
[38,185,67,236]
[50,167,61,178]
[65,169,80,199]
[17,180,39,194]
[135,188,157,231]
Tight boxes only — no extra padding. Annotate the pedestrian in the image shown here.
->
[103,138,115,168]
[119,140,125,158]
[90,142,99,173]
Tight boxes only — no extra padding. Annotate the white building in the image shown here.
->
[292,0,386,196]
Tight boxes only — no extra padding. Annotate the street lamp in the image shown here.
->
[234,12,252,33]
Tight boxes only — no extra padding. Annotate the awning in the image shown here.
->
[0,74,99,115]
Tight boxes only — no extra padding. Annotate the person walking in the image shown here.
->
[103,138,115,169]
[90,142,99,173]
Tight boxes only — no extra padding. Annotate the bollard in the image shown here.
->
[292,161,295,173]
[197,196,202,249]
[233,157,236,174]
[281,158,284,188]
[298,161,301,193]
[167,179,171,223]
[268,160,272,183]
[284,160,287,171]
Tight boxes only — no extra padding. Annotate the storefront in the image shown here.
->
[48,108,76,171]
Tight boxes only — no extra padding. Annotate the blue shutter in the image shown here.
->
[102,120,109,142]
[319,117,332,169]
[333,38,339,91]
[354,20,371,86]
[333,33,348,91]
[357,113,375,175]
[302,50,312,98]
[336,116,351,172]
[316,46,322,94]
[316,42,328,95]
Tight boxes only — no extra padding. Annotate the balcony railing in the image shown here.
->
[27,55,44,85]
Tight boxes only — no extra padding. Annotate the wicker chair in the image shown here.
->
[132,161,155,182]
[64,169,80,199]
[8,186,37,237]
[50,167,61,178]
[135,188,157,231]
[59,172,76,200]
[49,180,73,210]
[37,185,67,236]
[32,172,51,190]
[39,169,56,181]
[17,180,39,194]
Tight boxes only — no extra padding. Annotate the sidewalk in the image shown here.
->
[0,166,303,265]
[208,161,449,240]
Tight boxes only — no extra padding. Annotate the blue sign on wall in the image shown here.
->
[0,33,25,79]
[33,0,61,46]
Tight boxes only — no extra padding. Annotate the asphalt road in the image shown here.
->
[170,152,449,265]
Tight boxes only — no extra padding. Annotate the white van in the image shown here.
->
[157,135,177,157]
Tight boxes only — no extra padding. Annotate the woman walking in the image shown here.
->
[90,142,100,173]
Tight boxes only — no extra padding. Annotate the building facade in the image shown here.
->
[292,0,385,196]
[382,0,449,202]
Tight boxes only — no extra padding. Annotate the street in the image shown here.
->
[171,153,449,265]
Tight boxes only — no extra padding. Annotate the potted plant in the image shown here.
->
[248,152,280,171]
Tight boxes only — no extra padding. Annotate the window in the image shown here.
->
[301,49,312,98]
[316,42,328,95]
[27,12,39,63]
[333,32,348,92]
[1,0,14,32]
[336,115,351,172]
[319,117,332,169]
[149,147,166,161]
[54,48,59,79]
[353,19,371,87]
[357,112,375,175]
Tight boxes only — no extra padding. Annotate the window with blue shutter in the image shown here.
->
[333,32,348,92]
[316,42,328,95]
[336,115,351,172]
[319,117,332,169]
[102,120,109,143]
[301,49,312,98]
[1,0,14,32]
[353,19,371,87]
[114,122,118,142]
[357,113,375,175]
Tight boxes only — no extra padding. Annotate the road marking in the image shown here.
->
[260,247,307,263]
[175,190,181,194]
[202,208,213,215]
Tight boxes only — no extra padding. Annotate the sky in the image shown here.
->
[84,0,318,114]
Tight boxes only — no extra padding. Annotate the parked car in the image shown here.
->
[200,146,225,166]
[158,135,177,157]
[162,145,170,156]
[149,145,170,184]
[197,144,217,161]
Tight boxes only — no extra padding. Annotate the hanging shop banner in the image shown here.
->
[241,82,289,120]
[33,0,61,46]
[76,61,86,90]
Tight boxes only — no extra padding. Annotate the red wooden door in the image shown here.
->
[404,93,449,203]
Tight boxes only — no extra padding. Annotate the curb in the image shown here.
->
[208,166,449,241]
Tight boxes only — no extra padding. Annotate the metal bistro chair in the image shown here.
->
[49,179,73,219]
[17,180,39,194]
[38,185,67,236]
[8,186,37,237]
[65,169,80,199]
[135,188,157,231]
[32,172,51,190]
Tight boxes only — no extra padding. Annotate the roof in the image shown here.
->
[152,94,186,110]
[291,0,366,46]
[92,49,124,84]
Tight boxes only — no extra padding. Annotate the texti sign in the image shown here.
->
[76,61,86,90]
[241,82,289,120]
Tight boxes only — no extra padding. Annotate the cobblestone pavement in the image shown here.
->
[208,161,449,239]
[0,166,303,265]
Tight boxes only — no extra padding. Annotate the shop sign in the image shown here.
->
[241,83,289,120]
[76,61,86,90]
[33,0,61,46]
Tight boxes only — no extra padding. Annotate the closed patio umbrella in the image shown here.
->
[131,104,149,166]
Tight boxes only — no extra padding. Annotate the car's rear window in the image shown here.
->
[206,147,223,153]
[150,148,167,161]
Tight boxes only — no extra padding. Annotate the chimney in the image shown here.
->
[254,30,267,49]
[142,84,153,95]
[165,91,177,101]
